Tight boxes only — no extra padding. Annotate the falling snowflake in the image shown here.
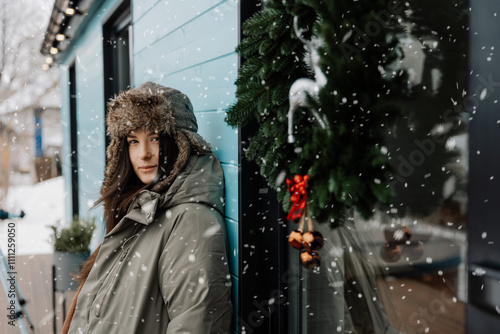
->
[473,267,486,276]
[188,253,196,263]
[203,224,221,238]
[393,229,405,241]
[275,170,286,186]
[480,88,488,100]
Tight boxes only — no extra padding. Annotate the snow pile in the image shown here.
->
[0,176,64,255]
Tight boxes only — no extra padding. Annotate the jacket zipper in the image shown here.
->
[93,233,140,317]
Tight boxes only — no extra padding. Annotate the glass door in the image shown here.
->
[291,1,469,333]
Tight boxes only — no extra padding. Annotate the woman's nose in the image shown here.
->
[139,143,153,159]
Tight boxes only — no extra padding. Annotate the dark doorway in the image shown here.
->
[69,63,79,218]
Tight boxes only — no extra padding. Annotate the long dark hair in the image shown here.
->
[76,132,179,282]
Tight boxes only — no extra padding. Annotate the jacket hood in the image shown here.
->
[102,82,211,195]
[160,154,224,214]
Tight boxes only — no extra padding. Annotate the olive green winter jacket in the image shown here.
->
[68,154,232,333]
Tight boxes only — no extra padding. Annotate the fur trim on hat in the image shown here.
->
[102,82,211,195]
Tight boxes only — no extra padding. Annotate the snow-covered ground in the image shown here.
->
[0,175,64,255]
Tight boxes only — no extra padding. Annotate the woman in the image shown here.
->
[62,82,232,333]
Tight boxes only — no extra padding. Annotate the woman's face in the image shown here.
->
[127,130,160,184]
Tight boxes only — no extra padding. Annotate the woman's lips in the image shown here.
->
[139,165,157,172]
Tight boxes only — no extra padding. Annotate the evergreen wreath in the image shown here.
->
[226,0,408,225]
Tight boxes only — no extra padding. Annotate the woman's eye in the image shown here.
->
[128,139,138,145]
[152,137,160,142]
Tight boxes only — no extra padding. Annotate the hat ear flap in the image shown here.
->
[102,137,123,195]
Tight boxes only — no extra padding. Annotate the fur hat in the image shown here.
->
[102,82,211,194]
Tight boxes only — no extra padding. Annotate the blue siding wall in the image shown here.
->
[59,0,240,331]
[132,1,239,330]
[59,0,123,230]
[74,25,106,216]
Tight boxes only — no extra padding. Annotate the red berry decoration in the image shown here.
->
[302,231,324,251]
[380,243,402,263]
[300,251,321,270]
[286,175,309,221]
[288,230,304,249]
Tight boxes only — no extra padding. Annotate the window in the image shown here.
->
[69,62,79,217]
[103,0,131,149]
[103,0,131,101]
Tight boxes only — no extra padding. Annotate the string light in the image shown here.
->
[50,47,58,55]
[64,7,84,16]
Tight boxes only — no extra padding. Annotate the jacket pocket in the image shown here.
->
[92,233,141,317]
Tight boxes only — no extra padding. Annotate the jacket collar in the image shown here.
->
[106,191,160,237]
[126,190,160,224]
